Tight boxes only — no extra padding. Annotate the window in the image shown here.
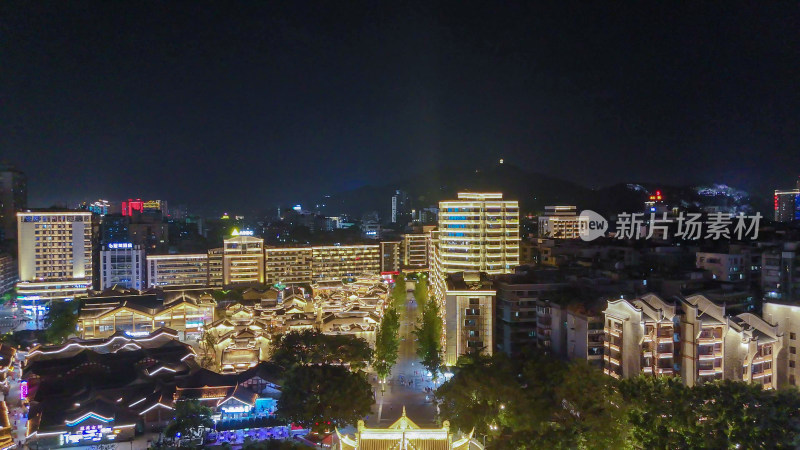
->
[792,332,797,340]
[464,319,476,327]
[791,347,796,355]
[468,330,480,337]
[790,361,795,368]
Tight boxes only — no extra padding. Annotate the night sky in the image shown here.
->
[2,2,799,213]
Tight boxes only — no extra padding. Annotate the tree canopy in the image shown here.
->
[270,329,372,371]
[163,400,214,446]
[276,364,373,432]
[44,300,80,344]
[437,351,800,449]
[413,278,442,380]
[373,306,400,382]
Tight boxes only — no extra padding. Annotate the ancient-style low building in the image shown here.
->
[335,408,481,450]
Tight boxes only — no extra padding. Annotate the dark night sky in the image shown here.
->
[1,2,799,213]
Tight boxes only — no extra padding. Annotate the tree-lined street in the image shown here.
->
[367,281,438,427]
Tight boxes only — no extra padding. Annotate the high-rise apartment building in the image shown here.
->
[223,235,265,286]
[763,301,800,388]
[99,243,145,290]
[0,165,27,242]
[429,193,520,366]
[436,192,519,275]
[16,211,94,302]
[146,254,208,288]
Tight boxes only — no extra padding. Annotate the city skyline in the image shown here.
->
[2,3,799,211]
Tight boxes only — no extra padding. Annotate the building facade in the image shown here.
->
[443,272,496,366]
[538,206,588,239]
[146,254,209,288]
[311,245,381,281]
[223,235,265,286]
[775,189,800,222]
[99,243,145,290]
[0,164,26,242]
[380,241,401,274]
[0,253,17,296]
[264,247,313,285]
[402,233,428,269]
[16,211,94,303]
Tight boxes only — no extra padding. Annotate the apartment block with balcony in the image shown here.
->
[444,272,495,366]
[437,193,519,276]
[223,235,265,286]
[536,299,568,355]
[696,252,748,283]
[566,306,605,367]
[311,245,381,281]
[762,301,800,388]
[208,247,223,287]
[494,274,569,356]
[761,242,800,301]
[146,254,209,288]
[679,294,728,386]
[264,247,313,285]
[402,234,429,269]
[380,241,401,274]
[16,211,95,302]
[603,294,677,379]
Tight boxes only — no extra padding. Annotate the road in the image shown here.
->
[366,285,438,428]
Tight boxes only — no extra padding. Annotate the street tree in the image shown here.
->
[163,400,214,446]
[373,306,400,383]
[44,300,80,344]
[277,364,373,432]
[413,278,442,380]
[391,275,407,308]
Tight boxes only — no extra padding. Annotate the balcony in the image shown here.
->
[656,368,674,375]
[698,353,720,361]
[657,336,674,344]
[642,350,653,358]
[697,337,723,345]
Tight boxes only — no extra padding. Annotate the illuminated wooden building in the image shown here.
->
[335,408,480,450]
[78,290,216,340]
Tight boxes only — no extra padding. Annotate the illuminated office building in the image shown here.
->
[16,211,94,302]
[311,245,381,281]
[264,247,313,285]
[537,206,588,239]
[223,235,265,286]
[99,243,145,290]
[146,254,208,288]
[443,272,496,366]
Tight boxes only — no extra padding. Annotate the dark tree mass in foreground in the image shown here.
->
[436,352,800,449]
[277,364,373,432]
